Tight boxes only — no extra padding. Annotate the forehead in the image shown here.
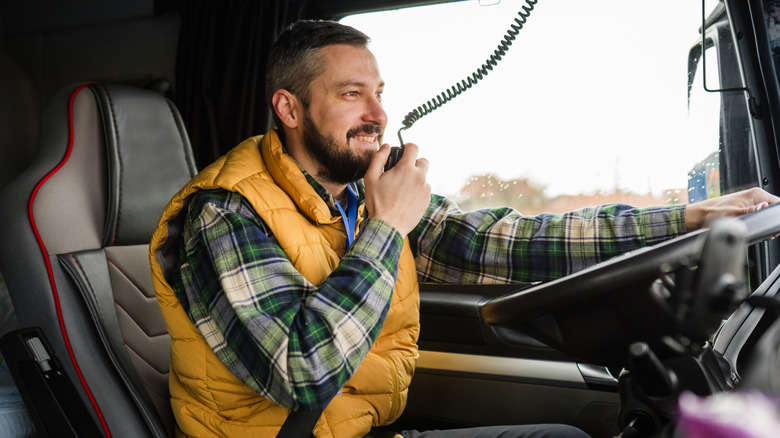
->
[315,44,383,86]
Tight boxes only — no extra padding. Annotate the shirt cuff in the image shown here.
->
[639,204,688,242]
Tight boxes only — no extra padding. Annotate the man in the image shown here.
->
[149,20,779,438]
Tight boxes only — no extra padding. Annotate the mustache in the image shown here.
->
[346,124,383,140]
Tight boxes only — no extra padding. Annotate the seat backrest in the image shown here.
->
[0,83,197,437]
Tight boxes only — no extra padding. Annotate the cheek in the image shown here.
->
[311,100,367,140]
[316,110,352,139]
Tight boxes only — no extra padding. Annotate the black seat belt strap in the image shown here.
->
[276,408,324,438]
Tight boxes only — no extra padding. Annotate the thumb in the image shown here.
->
[365,144,391,183]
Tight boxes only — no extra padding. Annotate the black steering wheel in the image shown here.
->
[481,202,780,368]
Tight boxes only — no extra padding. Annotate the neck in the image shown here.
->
[321,180,348,205]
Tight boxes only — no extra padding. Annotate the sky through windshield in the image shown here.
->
[342,0,720,202]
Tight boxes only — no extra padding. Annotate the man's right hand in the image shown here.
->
[364,143,431,236]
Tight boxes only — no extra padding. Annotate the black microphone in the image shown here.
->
[385,128,407,171]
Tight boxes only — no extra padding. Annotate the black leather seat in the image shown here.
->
[0,83,197,437]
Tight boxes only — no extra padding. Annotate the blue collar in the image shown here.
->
[334,183,358,250]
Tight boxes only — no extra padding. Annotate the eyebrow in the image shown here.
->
[336,80,385,89]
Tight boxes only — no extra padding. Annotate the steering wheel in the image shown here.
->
[481,202,780,368]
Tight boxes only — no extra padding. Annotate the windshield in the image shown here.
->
[342,0,722,213]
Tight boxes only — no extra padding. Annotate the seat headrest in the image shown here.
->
[28,83,197,253]
[90,84,197,246]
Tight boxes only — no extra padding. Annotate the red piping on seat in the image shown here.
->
[27,83,112,437]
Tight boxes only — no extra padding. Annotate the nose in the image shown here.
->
[364,96,387,127]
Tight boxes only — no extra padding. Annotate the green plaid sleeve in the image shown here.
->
[174,190,403,411]
[409,194,687,284]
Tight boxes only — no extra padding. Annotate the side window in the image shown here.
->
[689,5,758,198]
[686,41,722,203]
[342,1,730,213]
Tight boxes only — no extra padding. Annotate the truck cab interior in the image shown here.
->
[2,1,780,438]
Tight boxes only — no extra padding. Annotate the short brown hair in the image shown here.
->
[265,20,370,125]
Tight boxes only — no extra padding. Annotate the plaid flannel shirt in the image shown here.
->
[171,175,687,412]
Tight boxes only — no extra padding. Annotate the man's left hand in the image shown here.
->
[685,187,780,231]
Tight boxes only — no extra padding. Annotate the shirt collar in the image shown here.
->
[281,145,366,216]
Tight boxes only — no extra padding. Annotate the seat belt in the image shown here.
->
[276,408,324,438]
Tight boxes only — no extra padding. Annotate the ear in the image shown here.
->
[272,90,300,129]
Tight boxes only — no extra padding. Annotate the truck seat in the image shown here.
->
[0,83,197,438]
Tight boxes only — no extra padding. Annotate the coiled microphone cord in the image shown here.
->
[397,0,540,146]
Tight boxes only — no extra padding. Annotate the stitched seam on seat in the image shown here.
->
[164,98,192,171]
[123,336,170,375]
[107,257,157,300]
[105,89,122,246]
[113,301,169,338]
[141,378,169,401]
[106,257,168,338]
[67,253,106,325]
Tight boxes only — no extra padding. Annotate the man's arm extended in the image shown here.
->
[409,195,687,284]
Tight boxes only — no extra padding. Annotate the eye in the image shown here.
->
[375,91,383,101]
[344,91,358,97]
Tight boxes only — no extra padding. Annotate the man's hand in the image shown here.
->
[364,143,431,236]
[685,187,780,231]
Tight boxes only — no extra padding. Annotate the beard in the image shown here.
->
[302,108,382,185]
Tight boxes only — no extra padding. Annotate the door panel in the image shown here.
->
[405,284,620,438]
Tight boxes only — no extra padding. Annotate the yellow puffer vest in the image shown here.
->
[149,130,420,437]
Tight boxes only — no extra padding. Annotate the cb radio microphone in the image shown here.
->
[384,128,407,170]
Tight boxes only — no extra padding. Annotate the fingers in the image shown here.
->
[365,143,391,182]
[415,156,430,173]
[750,201,770,213]
[398,142,418,164]
[394,143,428,172]
[364,142,431,236]
[686,188,778,231]
[743,187,780,206]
